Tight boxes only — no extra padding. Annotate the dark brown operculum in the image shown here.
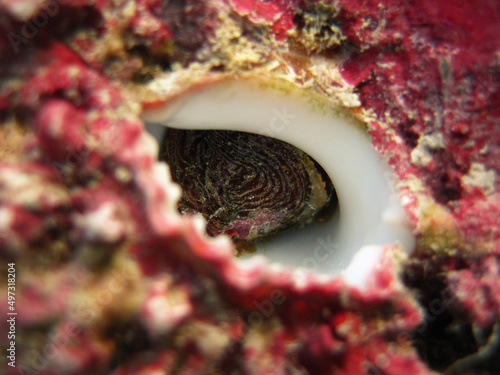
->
[161,128,337,243]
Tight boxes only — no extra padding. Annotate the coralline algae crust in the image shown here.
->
[0,0,499,374]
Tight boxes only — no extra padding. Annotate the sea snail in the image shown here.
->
[144,78,415,278]
[161,128,337,246]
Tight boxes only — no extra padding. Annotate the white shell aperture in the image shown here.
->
[143,79,415,278]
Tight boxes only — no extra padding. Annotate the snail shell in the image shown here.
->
[145,78,415,276]
[161,128,337,243]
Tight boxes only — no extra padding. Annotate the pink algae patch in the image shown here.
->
[229,0,299,40]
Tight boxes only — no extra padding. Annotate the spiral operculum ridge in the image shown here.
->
[162,128,337,244]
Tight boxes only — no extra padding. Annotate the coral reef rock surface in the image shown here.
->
[0,0,499,374]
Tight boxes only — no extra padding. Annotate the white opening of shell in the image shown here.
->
[143,79,415,286]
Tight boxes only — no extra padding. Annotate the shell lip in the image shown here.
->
[143,76,416,282]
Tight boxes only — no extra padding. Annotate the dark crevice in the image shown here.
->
[403,255,500,373]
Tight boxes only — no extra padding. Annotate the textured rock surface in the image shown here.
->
[0,0,498,374]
